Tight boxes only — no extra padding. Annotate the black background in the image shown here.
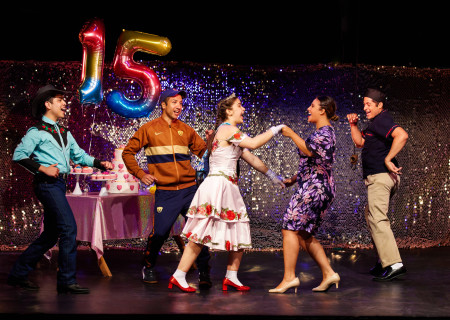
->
[0,1,447,68]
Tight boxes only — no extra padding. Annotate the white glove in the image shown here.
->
[269,124,285,136]
[265,169,285,189]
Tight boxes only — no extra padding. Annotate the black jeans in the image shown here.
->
[9,176,78,286]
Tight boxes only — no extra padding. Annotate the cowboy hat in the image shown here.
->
[31,84,68,118]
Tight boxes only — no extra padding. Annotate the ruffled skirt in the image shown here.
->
[181,173,252,251]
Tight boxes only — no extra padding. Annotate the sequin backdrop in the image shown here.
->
[0,60,449,251]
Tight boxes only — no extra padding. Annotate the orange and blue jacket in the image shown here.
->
[122,117,206,190]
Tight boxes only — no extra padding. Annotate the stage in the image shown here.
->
[1,246,449,319]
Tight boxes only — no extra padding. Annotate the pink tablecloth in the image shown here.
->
[66,191,185,259]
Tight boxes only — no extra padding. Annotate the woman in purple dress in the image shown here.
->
[269,96,340,293]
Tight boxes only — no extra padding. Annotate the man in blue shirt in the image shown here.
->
[347,88,409,281]
[8,84,113,293]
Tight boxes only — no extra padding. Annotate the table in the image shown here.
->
[66,191,186,277]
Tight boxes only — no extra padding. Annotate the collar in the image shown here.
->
[42,115,56,125]
[40,116,66,134]
[158,116,181,127]
[371,109,387,121]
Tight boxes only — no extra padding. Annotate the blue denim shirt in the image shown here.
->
[13,116,95,174]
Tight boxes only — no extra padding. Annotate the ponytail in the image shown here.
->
[206,117,223,159]
[317,95,338,121]
[330,114,339,121]
[206,94,238,158]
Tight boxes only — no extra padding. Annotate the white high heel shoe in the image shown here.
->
[268,277,300,293]
[312,273,340,292]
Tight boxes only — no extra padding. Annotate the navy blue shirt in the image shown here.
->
[361,110,399,178]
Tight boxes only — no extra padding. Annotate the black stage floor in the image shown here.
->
[1,246,449,320]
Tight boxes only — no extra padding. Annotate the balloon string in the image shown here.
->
[105,108,117,142]
[88,105,98,154]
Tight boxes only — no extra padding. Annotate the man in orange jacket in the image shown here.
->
[123,89,212,288]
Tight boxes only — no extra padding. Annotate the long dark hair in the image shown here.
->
[206,94,239,157]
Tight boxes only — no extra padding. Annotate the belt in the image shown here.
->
[58,173,69,180]
[34,173,69,184]
[207,171,239,185]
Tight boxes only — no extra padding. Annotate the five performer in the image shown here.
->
[8,84,409,294]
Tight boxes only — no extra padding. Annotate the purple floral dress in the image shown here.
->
[282,125,336,234]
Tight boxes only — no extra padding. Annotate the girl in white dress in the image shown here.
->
[168,94,285,292]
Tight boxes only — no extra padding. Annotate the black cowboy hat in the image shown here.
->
[31,84,69,118]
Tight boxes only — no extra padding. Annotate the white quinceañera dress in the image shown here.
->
[181,128,251,251]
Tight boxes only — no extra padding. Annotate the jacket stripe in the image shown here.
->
[146,153,191,164]
[144,145,189,156]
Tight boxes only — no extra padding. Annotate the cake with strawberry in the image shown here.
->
[106,145,140,193]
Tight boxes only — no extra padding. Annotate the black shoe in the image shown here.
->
[198,270,212,289]
[373,265,407,282]
[7,276,40,291]
[142,266,158,284]
[369,262,385,277]
[57,283,90,294]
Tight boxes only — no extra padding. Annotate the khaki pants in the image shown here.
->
[364,172,402,268]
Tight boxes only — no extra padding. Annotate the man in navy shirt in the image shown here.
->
[347,88,408,281]
[8,84,113,293]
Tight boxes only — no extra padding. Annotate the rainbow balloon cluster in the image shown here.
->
[78,18,172,118]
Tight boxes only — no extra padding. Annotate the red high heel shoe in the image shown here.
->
[222,278,250,291]
[168,276,196,292]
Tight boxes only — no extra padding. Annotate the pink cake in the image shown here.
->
[91,172,115,180]
[106,146,139,193]
[82,166,93,173]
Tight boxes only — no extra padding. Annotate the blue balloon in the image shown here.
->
[79,77,103,104]
[106,91,157,118]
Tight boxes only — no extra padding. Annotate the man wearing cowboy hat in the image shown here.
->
[8,84,113,294]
